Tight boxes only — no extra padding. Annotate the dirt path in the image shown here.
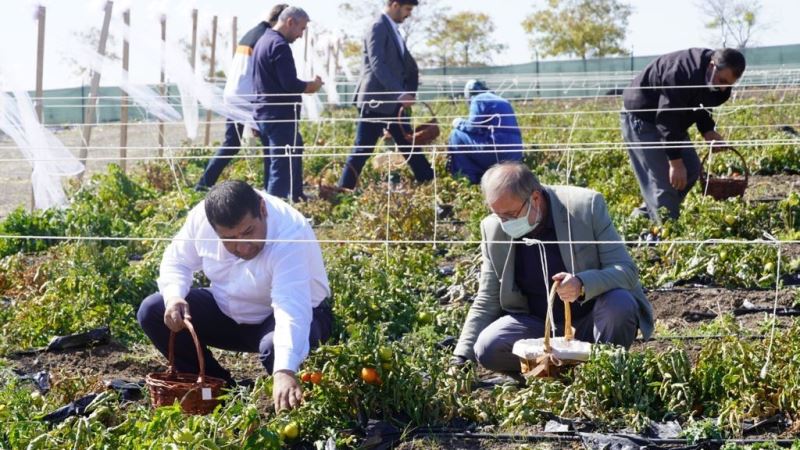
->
[0,122,225,219]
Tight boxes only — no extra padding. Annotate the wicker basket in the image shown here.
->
[512,280,592,378]
[316,160,356,202]
[397,102,441,148]
[145,319,225,415]
[700,147,749,200]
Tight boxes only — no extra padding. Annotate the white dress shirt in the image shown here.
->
[383,13,405,56]
[157,192,331,373]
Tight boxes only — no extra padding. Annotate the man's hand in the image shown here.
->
[702,130,730,151]
[552,273,583,303]
[273,370,303,412]
[668,158,688,191]
[447,355,469,376]
[164,297,191,332]
[305,76,324,94]
[399,93,416,108]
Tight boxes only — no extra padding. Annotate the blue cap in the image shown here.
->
[464,79,489,100]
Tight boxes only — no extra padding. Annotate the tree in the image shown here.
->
[424,11,506,68]
[696,0,764,48]
[521,0,632,60]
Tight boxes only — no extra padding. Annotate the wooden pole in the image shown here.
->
[34,7,46,123]
[190,9,198,69]
[32,6,46,211]
[120,9,130,172]
[231,16,238,57]
[79,0,114,171]
[203,15,217,147]
[158,15,166,155]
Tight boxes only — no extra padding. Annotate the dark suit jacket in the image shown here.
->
[353,14,419,117]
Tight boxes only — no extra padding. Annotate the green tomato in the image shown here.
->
[379,347,393,362]
[283,421,300,440]
[723,214,736,226]
[417,311,433,324]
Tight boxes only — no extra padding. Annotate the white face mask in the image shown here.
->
[707,65,720,92]
[498,198,543,239]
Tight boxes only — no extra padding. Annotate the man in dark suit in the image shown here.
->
[337,0,434,190]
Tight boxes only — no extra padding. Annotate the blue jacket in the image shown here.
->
[456,92,522,140]
[448,93,523,184]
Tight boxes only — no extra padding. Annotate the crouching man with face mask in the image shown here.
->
[450,162,654,375]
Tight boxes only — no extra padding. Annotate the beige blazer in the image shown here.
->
[454,185,655,360]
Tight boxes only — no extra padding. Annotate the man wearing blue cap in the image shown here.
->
[447,80,524,184]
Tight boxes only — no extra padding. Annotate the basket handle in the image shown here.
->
[397,101,438,123]
[701,146,750,183]
[543,279,572,353]
[168,318,207,384]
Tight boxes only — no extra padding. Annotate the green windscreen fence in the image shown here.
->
[15,43,800,126]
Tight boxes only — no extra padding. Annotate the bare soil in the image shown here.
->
[0,122,225,219]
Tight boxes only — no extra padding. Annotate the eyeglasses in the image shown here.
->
[494,198,531,222]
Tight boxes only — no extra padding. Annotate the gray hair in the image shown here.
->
[278,6,310,23]
[480,162,541,205]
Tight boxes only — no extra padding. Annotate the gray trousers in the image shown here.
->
[620,112,701,221]
[473,288,639,373]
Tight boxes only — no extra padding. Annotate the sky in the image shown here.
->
[0,0,798,91]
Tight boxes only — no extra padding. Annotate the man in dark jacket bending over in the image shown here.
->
[621,48,746,221]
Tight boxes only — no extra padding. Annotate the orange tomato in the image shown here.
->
[361,367,380,385]
[310,372,323,385]
[300,372,312,383]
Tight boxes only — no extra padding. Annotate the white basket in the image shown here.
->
[512,337,593,362]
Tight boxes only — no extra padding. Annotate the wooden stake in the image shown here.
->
[190,9,198,69]
[79,0,114,170]
[203,15,218,148]
[34,6,46,123]
[120,9,130,172]
[231,16,238,57]
[158,15,166,155]
[32,5,46,211]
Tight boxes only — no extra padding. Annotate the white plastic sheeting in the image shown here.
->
[0,89,84,210]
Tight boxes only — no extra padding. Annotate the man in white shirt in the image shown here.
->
[137,180,332,411]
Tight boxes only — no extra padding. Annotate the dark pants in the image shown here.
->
[259,120,306,202]
[473,288,639,373]
[338,108,434,189]
[620,112,701,221]
[137,289,333,385]
[196,120,271,191]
